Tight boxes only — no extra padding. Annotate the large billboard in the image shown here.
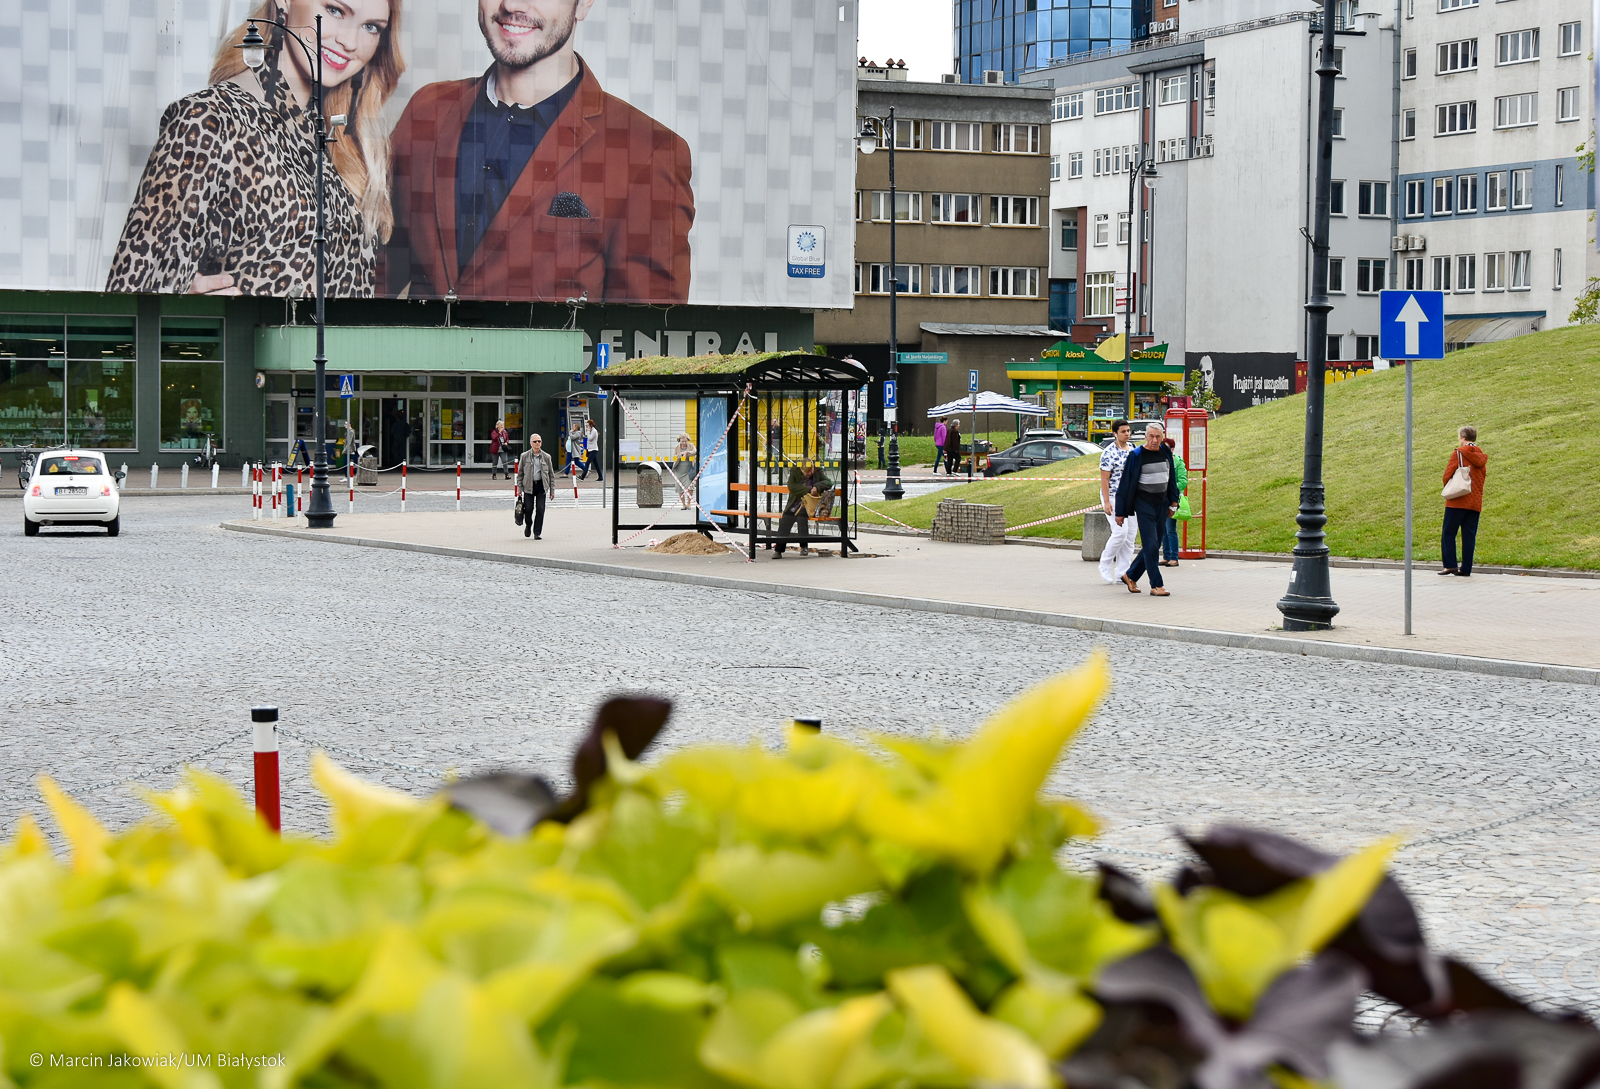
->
[0,0,856,309]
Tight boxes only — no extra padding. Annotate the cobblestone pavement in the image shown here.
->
[2,495,1598,1016]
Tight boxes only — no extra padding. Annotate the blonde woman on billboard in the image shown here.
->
[105,0,406,297]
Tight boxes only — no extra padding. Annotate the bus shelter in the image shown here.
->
[596,353,871,557]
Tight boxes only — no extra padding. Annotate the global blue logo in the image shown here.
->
[788,224,825,279]
[795,231,818,254]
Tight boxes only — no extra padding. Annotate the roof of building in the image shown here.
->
[920,323,1060,337]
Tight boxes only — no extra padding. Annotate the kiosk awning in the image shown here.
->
[928,392,1049,417]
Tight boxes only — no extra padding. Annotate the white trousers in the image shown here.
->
[1098,512,1139,583]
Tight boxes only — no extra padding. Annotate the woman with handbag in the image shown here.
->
[1160,437,1189,567]
[1439,425,1487,577]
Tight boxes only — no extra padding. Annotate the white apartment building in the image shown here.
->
[1397,0,1594,344]
[1033,12,1396,411]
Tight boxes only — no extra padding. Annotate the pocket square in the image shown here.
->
[548,192,592,218]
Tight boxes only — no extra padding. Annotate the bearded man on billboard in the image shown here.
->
[384,0,695,303]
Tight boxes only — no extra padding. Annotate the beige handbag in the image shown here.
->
[1441,450,1473,500]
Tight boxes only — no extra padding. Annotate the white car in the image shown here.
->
[23,451,120,536]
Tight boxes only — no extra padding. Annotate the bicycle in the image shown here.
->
[192,433,222,470]
[14,444,38,489]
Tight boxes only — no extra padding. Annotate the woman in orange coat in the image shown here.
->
[1440,425,1488,577]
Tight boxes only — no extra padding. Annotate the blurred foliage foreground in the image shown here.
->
[4,654,1599,1089]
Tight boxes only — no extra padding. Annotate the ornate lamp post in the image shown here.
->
[240,16,339,528]
[857,109,904,501]
[1276,0,1342,630]
[1123,158,1159,418]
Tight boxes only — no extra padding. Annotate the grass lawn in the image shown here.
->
[860,325,1600,570]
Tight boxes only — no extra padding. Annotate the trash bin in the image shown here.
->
[357,455,378,486]
[636,462,663,508]
[1081,510,1110,560]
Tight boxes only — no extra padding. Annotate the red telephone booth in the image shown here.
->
[1164,407,1209,559]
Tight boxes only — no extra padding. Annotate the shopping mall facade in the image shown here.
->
[0,292,816,471]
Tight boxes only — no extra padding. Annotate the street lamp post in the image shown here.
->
[1123,158,1159,419]
[857,110,904,501]
[1276,0,1343,630]
[240,16,338,529]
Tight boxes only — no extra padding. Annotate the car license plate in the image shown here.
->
[55,486,87,496]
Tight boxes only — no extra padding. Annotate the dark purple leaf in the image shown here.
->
[1330,1009,1600,1089]
[547,695,672,822]
[446,772,558,836]
[1193,952,1365,1089]
[1096,861,1158,923]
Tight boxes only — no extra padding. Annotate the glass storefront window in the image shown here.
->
[1,314,137,450]
[362,374,427,392]
[430,375,466,392]
[431,397,466,464]
[160,318,224,449]
[504,376,525,396]
[470,375,501,396]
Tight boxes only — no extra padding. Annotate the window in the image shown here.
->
[1404,256,1425,289]
[0,315,137,451]
[1403,108,1417,139]
[871,191,922,222]
[1437,38,1478,73]
[1095,83,1142,114]
[1328,257,1346,293]
[1068,151,1084,178]
[1438,0,1477,10]
[864,263,921,294]
[1354,336,1378,361]
[1320,46,1345,74]
[1332,108,1345,137]
[1085,271,1116,316]
[1456,173,1477,212]
[1157,137,1188,162]
[1331,180,1347,215]
[854,190,863,221]
[1511,168,1532,208]
[930,122,982,151]
[1433,176,1454,215]
[1061,212,1079,250]
[930,265,981,295]
[1204,64,1217,106]
[1327,335,1343,361]
[1560,21,1583,55]
[1115,211,1131,244]
[1497,29,1538,65]
[1556,164,1564,205]
[893,118,924,149]
[1494,92,1537,128]
[1483,252,1505,290]
[1554,248,1563,289]
[1093,214,1110,245]
[1510,250,1531,288]
[1050,154,1061,181]
[1052,93,1085,121]
[160,318,223,450]
[1358,180,1389,216]
[1357,258,1386,293]
[1094,146,1136,175]
[993,124,1041,153]
[990,196,1040,226]
[1486,170,1507,210]
[990,266,1040,297]
[1455,253,1476,291]
[1558,87,1580,122]
[1436,101,1477,134]
[930,193,981,224]
[1403,48,1417,77]
[1432,255,1453,291]
[1157,75,1188,103]
[1405,179,1427,216]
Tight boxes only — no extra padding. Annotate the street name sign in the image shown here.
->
[1379,290,1445,360]
[897,352,948,365]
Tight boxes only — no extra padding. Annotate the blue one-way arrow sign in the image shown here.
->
[1379,290,1445,360]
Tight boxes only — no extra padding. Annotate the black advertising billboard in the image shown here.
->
[1,0,856,309]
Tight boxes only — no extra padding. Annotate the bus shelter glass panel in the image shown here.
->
[431,397,466,465]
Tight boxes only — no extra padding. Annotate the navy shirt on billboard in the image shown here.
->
[455,64,584,273]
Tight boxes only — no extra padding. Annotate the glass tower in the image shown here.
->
[956,0,1151,83]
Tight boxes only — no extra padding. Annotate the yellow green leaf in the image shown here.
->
[700,841,880,931]
[700,988,806,1088]
[756,992,894,1089]
[1286,836,1398,954]
[989,976,1102,1058]
[0,813,49,861]
[37,777,111,875]
[105,983,223,1089]
[884,964,1052,1089]
[616,970,723,1010]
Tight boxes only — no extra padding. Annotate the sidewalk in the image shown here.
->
[224,507,1599,682]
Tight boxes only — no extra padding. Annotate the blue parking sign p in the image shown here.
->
[968,369,980,393]
[1379,290,1445,360]
[883,380,897,409]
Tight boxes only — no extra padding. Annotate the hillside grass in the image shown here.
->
[861,325,1600,570]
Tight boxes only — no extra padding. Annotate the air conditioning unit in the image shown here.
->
[1195,135,1214,156]
[1391,235,1407,252]
[941,73,959,84]
[983,69,1005,85]
[1408,235,1426,251]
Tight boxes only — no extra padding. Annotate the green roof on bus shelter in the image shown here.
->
[254,325,584,372]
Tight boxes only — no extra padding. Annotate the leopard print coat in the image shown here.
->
[106,62,375,297]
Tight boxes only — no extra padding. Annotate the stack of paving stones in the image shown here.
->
[931,498,1005,545]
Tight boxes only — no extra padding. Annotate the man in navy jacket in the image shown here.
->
[1113,421,1181,595]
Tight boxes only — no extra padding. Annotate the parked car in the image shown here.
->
[984,438,1096,477]
[23,451,120,536]
[1097,420,1166,448]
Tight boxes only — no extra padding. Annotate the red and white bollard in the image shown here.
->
[252,464,262,520]
[252,705,280,834]
[456,461,462,511]
[348,460,355,514]
[271,464,282,519]
[296,466,304,514]
[572,460,580,502]
[401,462,407,513]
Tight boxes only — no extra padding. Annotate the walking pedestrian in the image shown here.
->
[774,462,832,558]
[1161,435,1187,567]
[1097,420,1138,585]
[943,418,963,476]
[580,419,604,482]
[933,418,948,474]
[488,419,510,479]
[1116,422,1181,596]
[1440,424,1487,577]
[876,427,886,469]
[516,434,556,540]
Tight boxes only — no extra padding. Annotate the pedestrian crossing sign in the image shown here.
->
[338,374,354,398]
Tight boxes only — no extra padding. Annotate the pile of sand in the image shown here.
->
[645,531,735,556]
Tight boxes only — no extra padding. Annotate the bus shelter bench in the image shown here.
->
[709,483,844,525]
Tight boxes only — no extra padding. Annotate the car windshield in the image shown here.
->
[38,456,103,476]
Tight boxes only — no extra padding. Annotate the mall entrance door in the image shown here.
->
[352,397,418,469]
[468,387,524,467]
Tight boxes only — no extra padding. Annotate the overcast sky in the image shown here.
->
[858,0,956,82]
